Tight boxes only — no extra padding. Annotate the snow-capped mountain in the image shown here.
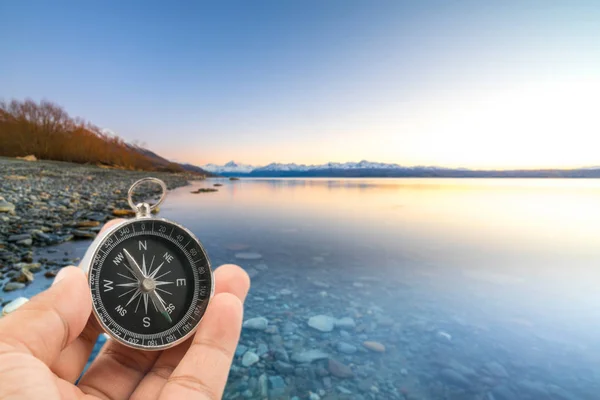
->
[201,160,600,178]
[202,161,255,174]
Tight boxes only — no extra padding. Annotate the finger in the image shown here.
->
[78,340,161,400]
[131,264,250,400]
[213,264,251,301]
[51,218,125,382]
[0,266,91,366]
[51,315,102,382]
[159,293,243,400]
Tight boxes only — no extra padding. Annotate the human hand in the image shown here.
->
[0,219,250,400]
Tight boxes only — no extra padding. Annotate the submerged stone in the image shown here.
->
[308,315,336,332]
[243,317,269,330]
[235,252,263,260]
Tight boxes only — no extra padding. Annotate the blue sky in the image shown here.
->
[1,1,599,168]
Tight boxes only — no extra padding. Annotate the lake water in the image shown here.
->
[11,178,600,399]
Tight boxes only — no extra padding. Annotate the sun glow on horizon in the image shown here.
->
[172,79,600,170]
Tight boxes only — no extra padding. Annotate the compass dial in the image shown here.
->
[88,218,213,350]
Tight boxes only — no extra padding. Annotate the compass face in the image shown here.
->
[88,218,213,350]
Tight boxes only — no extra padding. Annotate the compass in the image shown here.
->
[81,178,214,351]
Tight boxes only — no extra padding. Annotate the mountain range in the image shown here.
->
[202,160,600,178]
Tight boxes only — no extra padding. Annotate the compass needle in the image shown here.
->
[116,282,139,288]
[86,177,213,350]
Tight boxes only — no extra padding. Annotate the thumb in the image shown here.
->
[0,266,92,366]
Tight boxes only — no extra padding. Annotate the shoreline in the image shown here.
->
[0,157,197,297]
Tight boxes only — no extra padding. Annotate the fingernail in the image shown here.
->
[52,267,70,286]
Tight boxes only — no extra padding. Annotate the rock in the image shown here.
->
[328,359,354,378]
[44,270,58,278]
[282,321,298,335]
[255,263,269,271]
[256,343,269,357]
[269,375,286,389]
[362,341,386,353]
[258,373,268,398]
[311,280,330,288]
[0,200,15,213]
[335,317,356,329]
[235,252,263,260]
[338,386,353,395]
[8,234,32,243]
[484,361,509,378]
[241,351,259,367]
[15,268,34,283]
[308,315,336,332]
[226,243,251,251]
[243,317,268,330]
[273,347,290,362]
[32,230,51,241]
[274,361,294,374]
[112,209,135,217]
[439,368,470,389]
[3,282,26,292]
[76,220,100,228]
[19,263,42,272]
[73,229,97,239]
[2,297,29,315]
[16,154,37,161]
[336,342,357,354]
[291,349,329,363]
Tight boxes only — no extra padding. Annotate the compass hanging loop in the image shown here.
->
[127,177,168,217]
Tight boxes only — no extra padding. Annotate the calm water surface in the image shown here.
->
[16,178,600,399]
[164,178,600,399]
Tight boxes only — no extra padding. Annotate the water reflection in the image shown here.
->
[159,178,600,399]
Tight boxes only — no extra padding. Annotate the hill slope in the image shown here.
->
[0,98,210,174]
